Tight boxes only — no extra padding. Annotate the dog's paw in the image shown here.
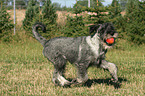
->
[71,78,87,86]
[110,78,121,89]
[52,78,71,87]
[62,82,71,88]
[71,79,79,84]
[70,79,85,87]
[111,78,118,83]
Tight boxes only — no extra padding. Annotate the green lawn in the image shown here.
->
[0,38,144,95]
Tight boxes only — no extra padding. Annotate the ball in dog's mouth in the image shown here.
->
[106,37,115,45]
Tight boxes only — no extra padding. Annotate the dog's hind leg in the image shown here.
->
[100,60,118,82]
[53,68,70,87]
[74,63,88,84]
[51,55,70,87]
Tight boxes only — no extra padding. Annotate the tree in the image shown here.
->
[126,0,139,14]
[123,0,145,44]
[73,3,86,15]
[119,0,127,10]
[40,0,57,38]
[52,2,62,11]
[63,15,88,37]
[23,0,39,33]
[42,0,57,24]
[16,0,26,6]
[23,0,57,38]
[74,0,88,7]
[109,0,121,19]
[0,7,14,41]
[87,0,108,24]
[108,0,122,31]
[92,0,104,7]
[73,0,104,8]
[63,0,89,37]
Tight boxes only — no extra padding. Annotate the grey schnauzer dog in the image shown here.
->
[32,22,118,87]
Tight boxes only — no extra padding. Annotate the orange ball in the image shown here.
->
[106,38,115,44]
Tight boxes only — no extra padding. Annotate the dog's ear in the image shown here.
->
[89,24,102,35]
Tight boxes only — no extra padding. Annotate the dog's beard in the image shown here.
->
[104,32,118,42]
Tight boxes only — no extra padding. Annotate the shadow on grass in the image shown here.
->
[67,77,127,89]
[84,77,127,89]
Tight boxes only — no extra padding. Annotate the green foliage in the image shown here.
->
[123,0,145,44]
[75,0,88,7]
[107,0,145,44]
[126,0,139,14]
[23,0,39,33]
[92,0,104,7]
[74,0,104,8]
[73,3,87,15]
[15,0,27,9]
[34,0,57,38]
[52,2,62,11]
[65,0,108,37]
[62,1,89,37]
[73,0,104,9]
[107,0,123,35]
[73,0,104,15]
[119,0,127,11]
[108,0,121,19]
[52,2,73,11]
[0,7,14,42]
[23,0,57,38]
[63,15,88,37]
[87,3,109,24]
[42,0,57,23]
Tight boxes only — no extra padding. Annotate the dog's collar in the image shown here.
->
[100,40,113,50]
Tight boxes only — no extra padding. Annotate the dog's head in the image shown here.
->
[90,23,118,48]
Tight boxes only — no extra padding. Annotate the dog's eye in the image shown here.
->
[110,31,114,35]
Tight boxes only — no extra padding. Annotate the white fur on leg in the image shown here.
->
[77,74,88,84]
[57,74,70,86]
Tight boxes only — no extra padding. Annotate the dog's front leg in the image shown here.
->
[100,60,118,82]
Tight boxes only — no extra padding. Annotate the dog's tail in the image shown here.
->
[32,22,47,46]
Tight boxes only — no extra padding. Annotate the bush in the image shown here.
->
[0,8,14,42]
[23,0,57,38]
[23,0,39,34]
[108,0,121,19]
[41,0,57,38]
[107,0,124,37]
[123,0,145,44]
[62,15,88,37]
[86,2,109,24]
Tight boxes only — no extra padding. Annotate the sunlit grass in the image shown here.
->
[0,34,144,95]
[0,10,144,96]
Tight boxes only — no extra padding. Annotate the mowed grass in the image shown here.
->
[0,35,144,95]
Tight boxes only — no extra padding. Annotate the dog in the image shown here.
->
[32,22,118,87]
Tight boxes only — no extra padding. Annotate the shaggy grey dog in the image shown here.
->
[32,22,118,87]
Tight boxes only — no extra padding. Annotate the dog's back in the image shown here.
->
[43,36,87,64]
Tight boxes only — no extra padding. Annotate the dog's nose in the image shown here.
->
[113,32,118,38]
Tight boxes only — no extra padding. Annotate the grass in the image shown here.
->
[0,31,145,95]
[0,10,144,95]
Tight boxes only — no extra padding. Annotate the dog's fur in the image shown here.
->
[32,22,118,86]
